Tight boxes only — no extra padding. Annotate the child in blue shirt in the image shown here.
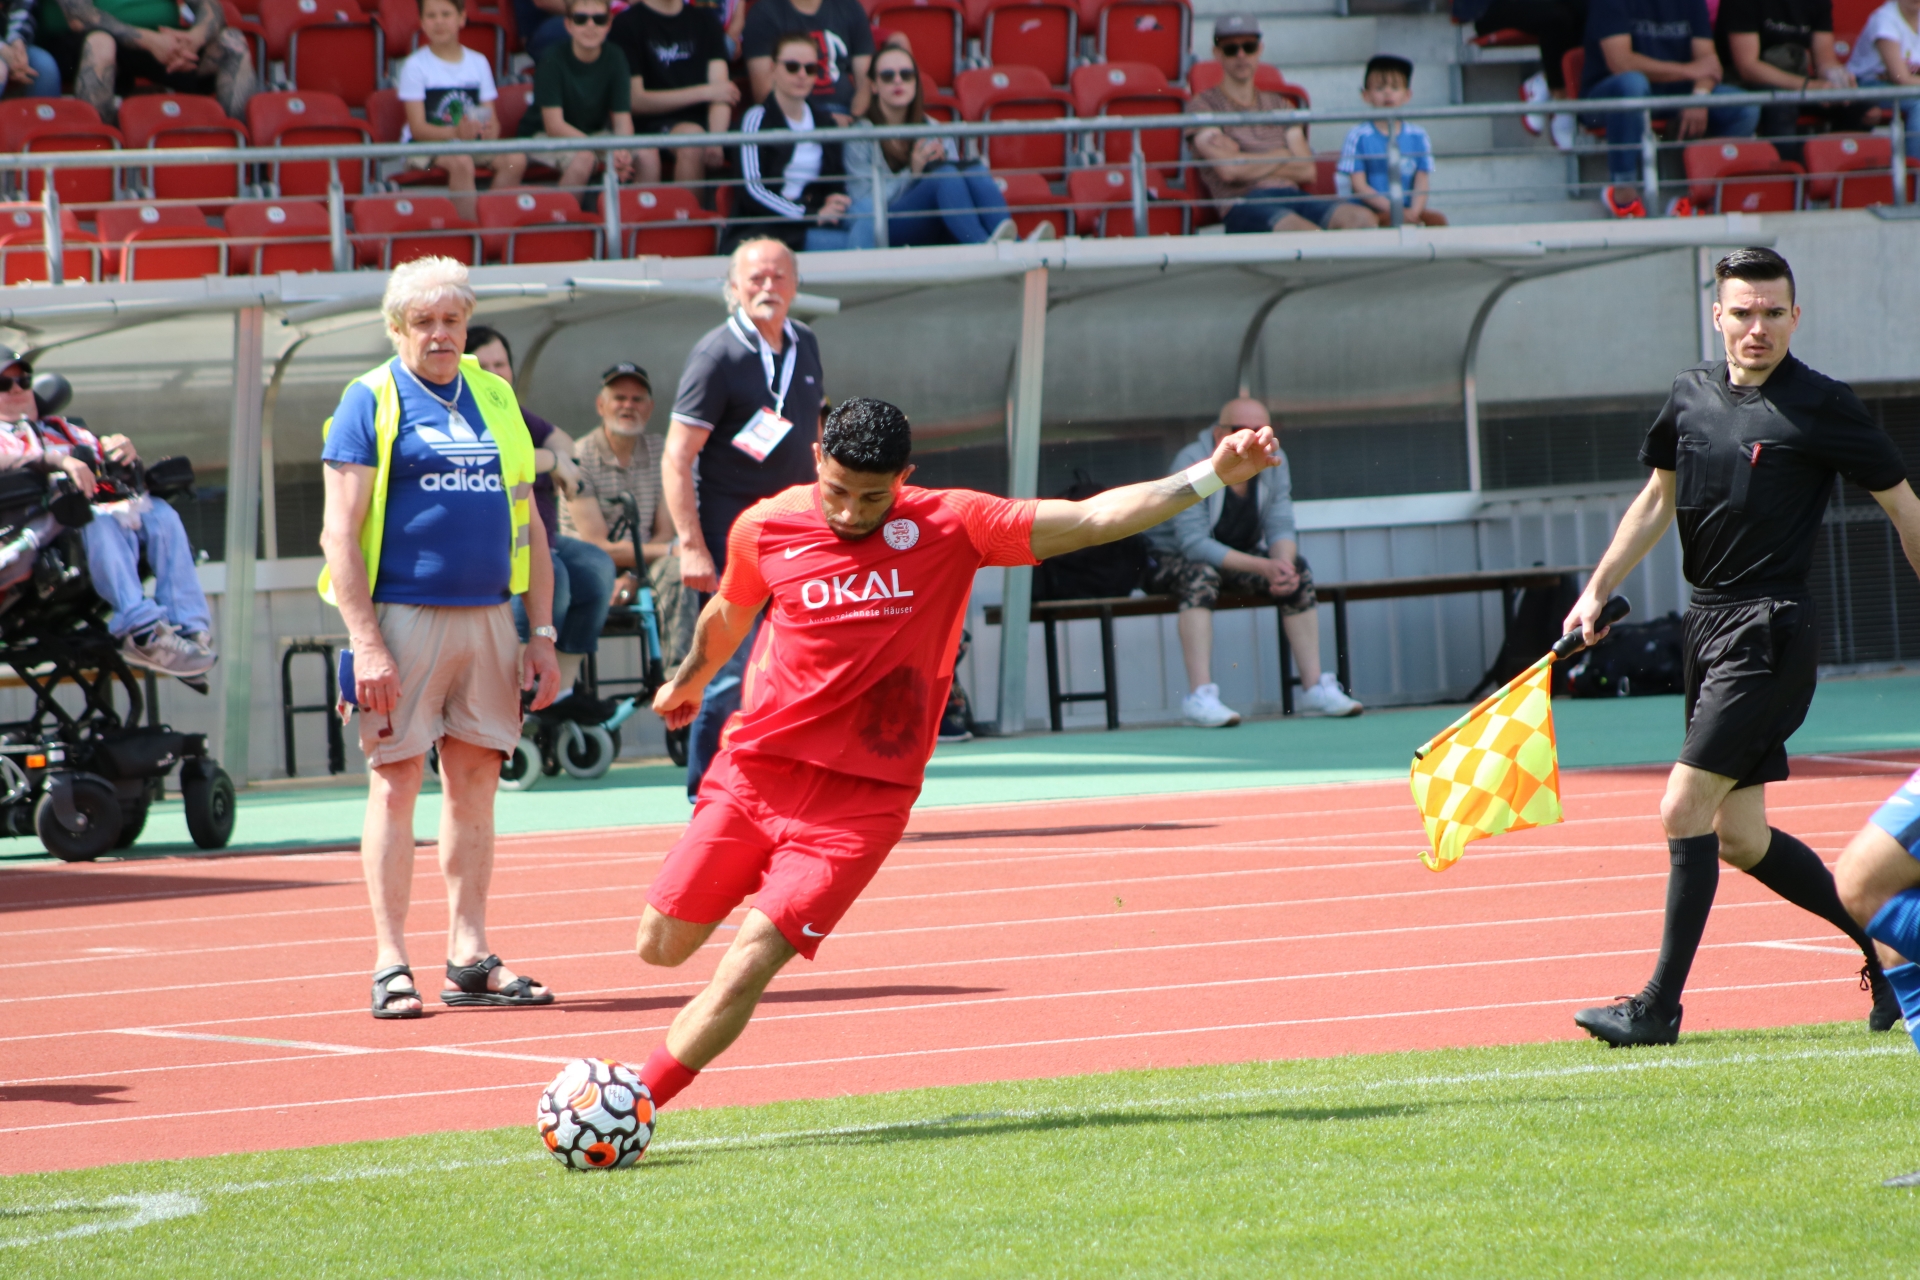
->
[1335,55,1448,226]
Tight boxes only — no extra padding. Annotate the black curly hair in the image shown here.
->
[822,397,912,474]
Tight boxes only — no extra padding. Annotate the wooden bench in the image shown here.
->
[983,566,1587,731]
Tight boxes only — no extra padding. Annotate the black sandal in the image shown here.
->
[442,954,555,1007]
[371,964,424,1020]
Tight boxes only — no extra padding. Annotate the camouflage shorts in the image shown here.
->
[1146,551,1317,615]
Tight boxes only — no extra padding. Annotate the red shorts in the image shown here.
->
[647,749,917,959]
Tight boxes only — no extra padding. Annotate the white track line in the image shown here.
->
[115,1028,571,1067]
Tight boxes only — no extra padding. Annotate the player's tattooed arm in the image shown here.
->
[653,593,762,729]
[1029,427,1280,560]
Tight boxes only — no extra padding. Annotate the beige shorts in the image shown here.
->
[358,602,521,767]
[526,129,614,172]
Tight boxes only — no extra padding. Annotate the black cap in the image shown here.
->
[600,362,651,392]
[0,345,29,374]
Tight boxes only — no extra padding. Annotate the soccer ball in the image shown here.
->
[536,1058,655,1170]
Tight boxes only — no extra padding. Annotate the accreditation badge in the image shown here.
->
[731,407,794,462]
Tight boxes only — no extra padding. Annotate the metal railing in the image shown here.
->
[6,82,1918,282]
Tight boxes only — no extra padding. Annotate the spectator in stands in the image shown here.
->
[731,31,850,253]
[516,0,638,197]
[611,0,736,188]
[0,349,217,677]
[399,0,527,221]
[1148,397,1361,725]
[510,0,567,63]
[1845,0,1920,161]
[1578,0,1760,216]
[320,257,560,1020]
[466,326,617,712]
[742,0,871,123]
[831,44,1037,248]
[1453,0,1588,149]
[1717,0,1859,156]
[44,0,254,126]
[1,0,62,97]
[1187,15,1378,232]
[560,363,682,666]
[1336,55,1448,226]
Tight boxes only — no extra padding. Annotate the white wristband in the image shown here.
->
[1183,459,1225,499]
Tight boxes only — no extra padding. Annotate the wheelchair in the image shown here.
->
[0,377,236,860]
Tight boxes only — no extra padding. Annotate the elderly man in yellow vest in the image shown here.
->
[320,257,565,1020]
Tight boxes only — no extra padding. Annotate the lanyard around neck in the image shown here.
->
[728,309,798,418]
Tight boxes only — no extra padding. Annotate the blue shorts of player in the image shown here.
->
[1863,767,1920,1047]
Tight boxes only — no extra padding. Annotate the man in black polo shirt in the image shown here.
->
[663,236,826,796]
[1564,247,1920,1047]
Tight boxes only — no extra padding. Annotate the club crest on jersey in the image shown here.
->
[883,518,919,551]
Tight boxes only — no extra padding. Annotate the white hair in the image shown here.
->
[382,256,477,342]
[721,237,796,308]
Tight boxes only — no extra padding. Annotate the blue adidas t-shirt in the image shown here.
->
[321,359,515,606]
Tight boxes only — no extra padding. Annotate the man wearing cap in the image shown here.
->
[1187,15,1377,232]
[561,361,678,677]
[0,347,216,677]
[663,236,825,798]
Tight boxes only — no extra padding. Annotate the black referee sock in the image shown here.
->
[1745,828,1881,970]
[1641,833,1721,1017]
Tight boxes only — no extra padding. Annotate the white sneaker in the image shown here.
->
[121,620,216,677]
[1025,219,1057,242]
[988,217,1019,243]
[1297,673,1362,717]
[1520,72,1550,135]
[1181,683,1241,728]
[1550,113,1576,152]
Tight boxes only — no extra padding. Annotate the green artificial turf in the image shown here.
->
[9,1022,1920,1277]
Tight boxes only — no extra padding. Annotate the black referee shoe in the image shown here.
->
[1574,996,1680,1048]
[1866,962,1903,1033]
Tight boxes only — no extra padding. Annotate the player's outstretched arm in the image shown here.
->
[1872,481,1920,584]
[1028,427,1281,561]
[651,593,762,730]
[1565,468,1675,645]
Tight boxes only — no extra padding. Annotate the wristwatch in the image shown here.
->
[532,626,558,642]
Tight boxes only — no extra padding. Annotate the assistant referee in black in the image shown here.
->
[1565,247,1920,1047]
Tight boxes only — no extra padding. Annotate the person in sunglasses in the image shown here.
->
[516,0,639,198]
[741,0,871,121]
[0,348,215,677]
[729,30,850,252]
[609,0,736,188]
[824,42,1045,248]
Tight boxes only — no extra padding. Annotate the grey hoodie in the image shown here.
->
[841,122,962,209]
[1147,426,1297,568]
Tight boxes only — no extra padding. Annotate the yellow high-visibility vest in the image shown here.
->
[317,355,535,605]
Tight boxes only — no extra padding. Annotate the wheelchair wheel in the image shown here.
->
[665,725,689,768]
[558,722,616,780]
[36,775,122,862]
[114,800,149,850]
[183,766,236,850]
[499,738,542,791]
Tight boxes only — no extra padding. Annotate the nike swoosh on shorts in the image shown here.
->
[801,923,826,937]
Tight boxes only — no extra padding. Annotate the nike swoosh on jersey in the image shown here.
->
[800,923,827,937]
[784,543,826,559]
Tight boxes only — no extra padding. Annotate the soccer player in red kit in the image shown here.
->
[632,396,1280,1109]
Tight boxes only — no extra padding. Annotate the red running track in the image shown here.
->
[2,753,1914,1176]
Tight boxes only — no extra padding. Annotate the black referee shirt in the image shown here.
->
[1639,355,1909,597]
[670,314,825,501]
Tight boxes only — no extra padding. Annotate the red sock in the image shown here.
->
[640,1045,698,1108]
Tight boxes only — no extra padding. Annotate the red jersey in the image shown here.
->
[717,483,1039,788]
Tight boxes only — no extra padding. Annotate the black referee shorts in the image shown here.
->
[1679,593,1819,790]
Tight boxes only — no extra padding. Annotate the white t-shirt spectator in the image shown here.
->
[1846,0,1920,79]
[396,45,498,143]
[780,107,821,202]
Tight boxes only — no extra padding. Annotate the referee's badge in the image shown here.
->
[883,518,919,551]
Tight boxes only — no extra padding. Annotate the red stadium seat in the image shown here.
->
[972,0,1076,85]
[1802,133,1912,207]
[223,199,336,273]
[868,0,964,91]
[458,11,508,76]
[1469,25,1534,46]
[120,224,229,280]
[1185,59,1308,106]
[20,121,124,206]
[477,189,601,262]
[1071,61,1186,167]
[1066,164,1184,236]
[350,194,480,267]
[260,0,383,106]
[955,66,1073,179]
[993,170,1065,238]
[95,201,214,274]
[366,85,407,143]
[1831,0,1880,58]
[494,80,535,137]
[248,91,374,197]
[0,229,103,284]
[1081,0,1189,84]
[0,98,107,152]
[119,95,249,208]
[372,0,419,55]
[618,185,722,257]
[1685,139,1803,213]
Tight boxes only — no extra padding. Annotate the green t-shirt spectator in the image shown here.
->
[39,0,179,35]
[520,42,633,135]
